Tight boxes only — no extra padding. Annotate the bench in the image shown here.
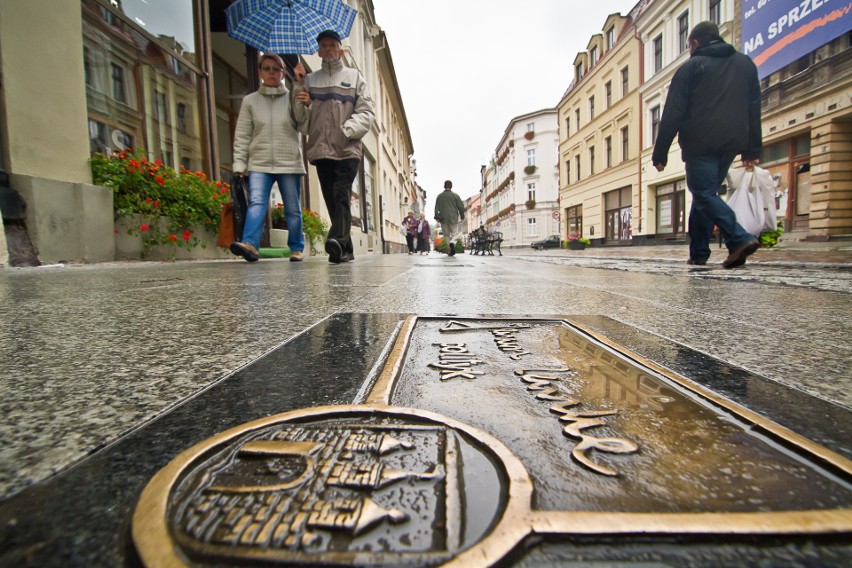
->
[468,230,502,256]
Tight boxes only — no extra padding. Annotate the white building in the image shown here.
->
[486,109,560,248]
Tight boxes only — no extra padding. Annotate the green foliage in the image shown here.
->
[91,149,228,254]
[302,208,329,255]
[434,237,465,254]
[270,204,329,255]
[759,222,785,248]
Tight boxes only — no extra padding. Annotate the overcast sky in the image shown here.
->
[370,0,638,207]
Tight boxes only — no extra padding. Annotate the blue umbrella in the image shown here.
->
[226,0,357,55]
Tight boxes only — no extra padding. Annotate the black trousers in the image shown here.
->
[314,158,359,254]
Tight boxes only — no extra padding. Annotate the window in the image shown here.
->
[177,102,188,133]
[604,186,632,241]
[606,26,615,50]
[605,136,612,168]
[155,90,168,124]
[527,122,535,132]
[566,205,583,235]
[575,154,581,181]
[605,81,612,108]
[528,218,537,237]
[111,63,125,102]
[84,47,94,87]
[621,126,629,161]
[565,117,571,136]
[180,156,192,170]
[527,182,536,202]
[589,146,595,175]
[575,62,584,83]
[656,180,686,235]
[653,35,663,73]
[621,67,629,96]
[709,0,721,25]
[589,96,595,120]
[678,12,690,53]
[590,46,598,66]
[575,108,581,130]
[527,148,536,166]
[565,160,571,185]
[651,105,661,143]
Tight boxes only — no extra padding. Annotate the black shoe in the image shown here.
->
[325,238,342,264]
[448,243,455,256]
[340,251,353,263]
[687,258,707,266]
[722,240,760,269]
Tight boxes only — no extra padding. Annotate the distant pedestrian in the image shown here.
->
[416,213,431,254]
[403,211,417,254]
[294,30,375,264]
[652,21,762,269]
[434,180,466,256]
[230,53,308,263]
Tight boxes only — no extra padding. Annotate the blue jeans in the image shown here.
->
[241,172,304,252]
[685,153,755,262]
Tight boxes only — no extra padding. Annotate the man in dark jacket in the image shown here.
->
[652,21,761,269]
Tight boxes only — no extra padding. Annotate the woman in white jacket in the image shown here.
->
[231,53,309,262]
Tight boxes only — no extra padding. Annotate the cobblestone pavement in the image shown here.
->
[0,245,850,500]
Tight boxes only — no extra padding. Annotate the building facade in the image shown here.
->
[487,109,560,248]
[0,0,418,266]
[558,11,642,245]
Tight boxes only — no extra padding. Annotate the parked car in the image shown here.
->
[531,235,561,250]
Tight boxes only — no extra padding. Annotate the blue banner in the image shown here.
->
[742,0,852,79]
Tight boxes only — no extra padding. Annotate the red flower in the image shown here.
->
[169,234,177,241]
[140,224,149,231]
[155,176,165,186]
[154,159,163,166]
[114,229,119,234]
[145,197,152,204]
[153,200,159,207]
[182,230,191,241]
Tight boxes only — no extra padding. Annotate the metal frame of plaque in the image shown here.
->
[134,316,852,567]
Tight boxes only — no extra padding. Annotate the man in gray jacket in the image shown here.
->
[295,30,375,263]
[434,180,466,256]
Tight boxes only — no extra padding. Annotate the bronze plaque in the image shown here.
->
[133,406,533,567]
[135,317,852,567]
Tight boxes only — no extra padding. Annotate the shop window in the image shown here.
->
[656,181,686,236]
[604,186,632,241]
[566,205,583,235]
[81,0,205,172]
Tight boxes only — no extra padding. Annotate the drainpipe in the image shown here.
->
[634,25,644,235]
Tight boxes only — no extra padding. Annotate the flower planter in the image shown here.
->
[568,241,586,250]
[523,165,538,175]
[524,131,535,140]
[525,200,536,210]
[115,215,231,261]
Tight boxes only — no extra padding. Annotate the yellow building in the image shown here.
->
[558,11,642,244]
[0,0,416,265]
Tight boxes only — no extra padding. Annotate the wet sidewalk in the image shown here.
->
[0,250,849,566]
[509,240,852,267]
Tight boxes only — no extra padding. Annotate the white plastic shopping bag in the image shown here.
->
[726,167,776,236]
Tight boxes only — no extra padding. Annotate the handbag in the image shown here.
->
[216,202,235,247]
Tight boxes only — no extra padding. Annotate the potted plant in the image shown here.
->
[301,208,330,255]
[567,231,591,250]
[525,199,536,209]
[91,149,229,260]
[270,203,287,230]
[524,131,535,141]
[523,165,537,175]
